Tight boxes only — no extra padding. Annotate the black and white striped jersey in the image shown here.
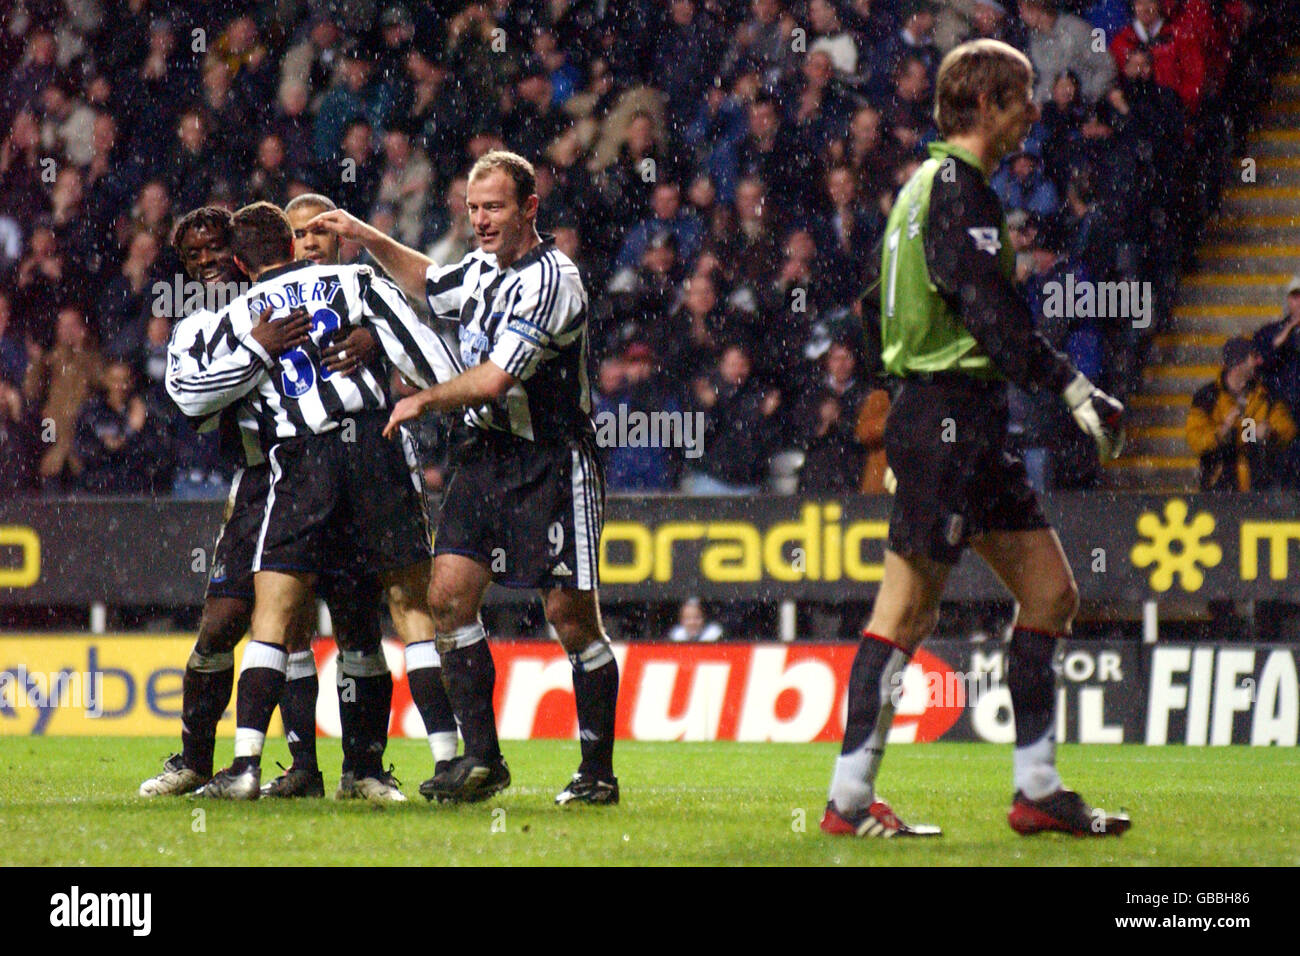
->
[425,233,592,443]
[166,307,268,467]
[166,260,457,444]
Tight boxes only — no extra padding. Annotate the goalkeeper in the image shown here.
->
[821,39,1130,839]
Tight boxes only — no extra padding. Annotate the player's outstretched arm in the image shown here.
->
[383,361,516,439]
[306,208,432,301]
[382,256,581,438]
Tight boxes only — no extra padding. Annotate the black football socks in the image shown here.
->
[829,632,911,813]
[436,620,501,763]
[405,640,458,768]
[180,648,234,777]
[338,648,393,778]
[231,641,287,773]
[280,650,319,772]
[1008,626,1064,799]
[570,640,619,780]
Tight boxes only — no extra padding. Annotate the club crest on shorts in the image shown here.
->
[966,227,1001,254]
[944,513,964,547]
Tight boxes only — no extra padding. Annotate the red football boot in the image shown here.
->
[820,798,942,838]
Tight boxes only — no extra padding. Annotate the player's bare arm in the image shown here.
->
[382,361,516,439]
[305,208,433,300]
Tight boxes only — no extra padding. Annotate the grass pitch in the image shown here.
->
[1,738,1296,866]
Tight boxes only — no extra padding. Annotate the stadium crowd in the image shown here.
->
[0,0,1282,500]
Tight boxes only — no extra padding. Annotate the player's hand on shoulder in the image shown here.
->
[1063,372,1125,460]
[249,304,311,359]
[322,326,377,375]
[305,208,374,243]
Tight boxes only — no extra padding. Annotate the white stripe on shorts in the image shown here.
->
[209,466,244,565]
[570,446,600,590]
[252,445,283,572]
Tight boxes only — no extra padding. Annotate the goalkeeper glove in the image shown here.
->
[1063,372,1125,460]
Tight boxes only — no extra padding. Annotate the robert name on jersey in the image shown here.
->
[195,259,456,442]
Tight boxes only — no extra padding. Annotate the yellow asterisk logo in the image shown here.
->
[1130,499,1222,592]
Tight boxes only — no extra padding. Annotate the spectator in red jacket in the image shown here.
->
[1162,0,1227,98]
[1111,0,1206,113]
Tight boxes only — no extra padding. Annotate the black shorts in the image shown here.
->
[885,374,1048,565]
[205,464,271,602]
[253,412,432,576]
[434,429,605,590]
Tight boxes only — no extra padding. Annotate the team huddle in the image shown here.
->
[140,39,1132,838]
[139,150,619,806]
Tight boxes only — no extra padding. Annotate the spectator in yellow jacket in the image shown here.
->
[1186,337,1296,491]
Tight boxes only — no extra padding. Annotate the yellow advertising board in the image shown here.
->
[0,635,276,737]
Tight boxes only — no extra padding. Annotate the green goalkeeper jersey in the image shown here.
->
[878,140,1014,381]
